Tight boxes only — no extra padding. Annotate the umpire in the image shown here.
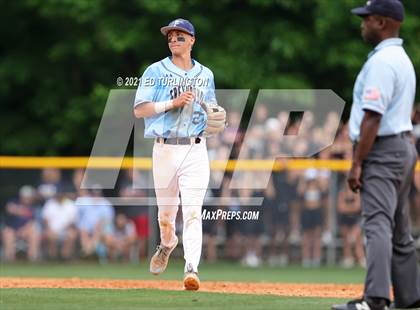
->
[332,1,420,310]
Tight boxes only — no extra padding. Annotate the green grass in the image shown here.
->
[0,261,364,309]
[0,288,347,310]
[0,260,365,284]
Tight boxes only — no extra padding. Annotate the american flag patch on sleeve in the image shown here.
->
[363,87,381,101]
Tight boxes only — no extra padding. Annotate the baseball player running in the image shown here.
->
[332,1,420,309]
[133,18,226,290]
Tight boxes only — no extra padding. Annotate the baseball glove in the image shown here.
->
[202,102,227,135]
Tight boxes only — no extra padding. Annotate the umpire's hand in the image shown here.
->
[347,162,362,193]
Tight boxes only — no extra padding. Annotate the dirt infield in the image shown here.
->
[1,277,364,298]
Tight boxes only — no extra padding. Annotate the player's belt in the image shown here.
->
[155,137,202,145]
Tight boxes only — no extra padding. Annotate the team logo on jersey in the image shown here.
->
[170,85,205,104]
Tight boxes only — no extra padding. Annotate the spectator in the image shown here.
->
[317,150,333,245]
[265,117,282,145]
[277,111,290,132]
[254,104,268,126]
[118,169,149,260]
[42,185,78,260]
[37,168,62,202]
[238,172,264,268]
[77,187,115,260]
[202,143,231,263]
[72,168,85,198]
[298,169,325,267]
[337,185,365,268]
[324,111,340,138]
[239,188,263,268]
[2,186,40,261]
[223,181,244,261]
[108,213,137,262]
[119,169,149,198]
[267,166,295,266]
[202,190,219,263]
[330,123,353,160]
[243,125,265,157]
[410,108,420,228]
[300,111,315,138]
[285,168,302,247]
[202,172,228,263]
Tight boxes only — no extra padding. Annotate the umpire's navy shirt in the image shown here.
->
[349,38,416,142]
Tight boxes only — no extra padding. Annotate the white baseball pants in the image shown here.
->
[152,139,210,273]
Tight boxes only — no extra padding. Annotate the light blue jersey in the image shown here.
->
[349,38,416,142]
[134,57,216,138]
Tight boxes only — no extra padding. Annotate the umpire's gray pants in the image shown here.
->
[361,133,420,307]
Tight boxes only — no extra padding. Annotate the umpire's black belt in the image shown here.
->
[375,131,411,141]
[353,131,411,150]
[155,137,202,145]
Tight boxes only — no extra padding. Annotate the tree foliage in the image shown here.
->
[1,0,419,155]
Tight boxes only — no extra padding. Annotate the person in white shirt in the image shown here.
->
[42,185,78,259]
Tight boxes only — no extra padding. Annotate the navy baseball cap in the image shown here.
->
[351,0,405,22]
[160,18,195,36]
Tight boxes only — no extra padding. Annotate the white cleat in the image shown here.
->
[183,264,200,291]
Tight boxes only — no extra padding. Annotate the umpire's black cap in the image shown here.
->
[351,0,405,22]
